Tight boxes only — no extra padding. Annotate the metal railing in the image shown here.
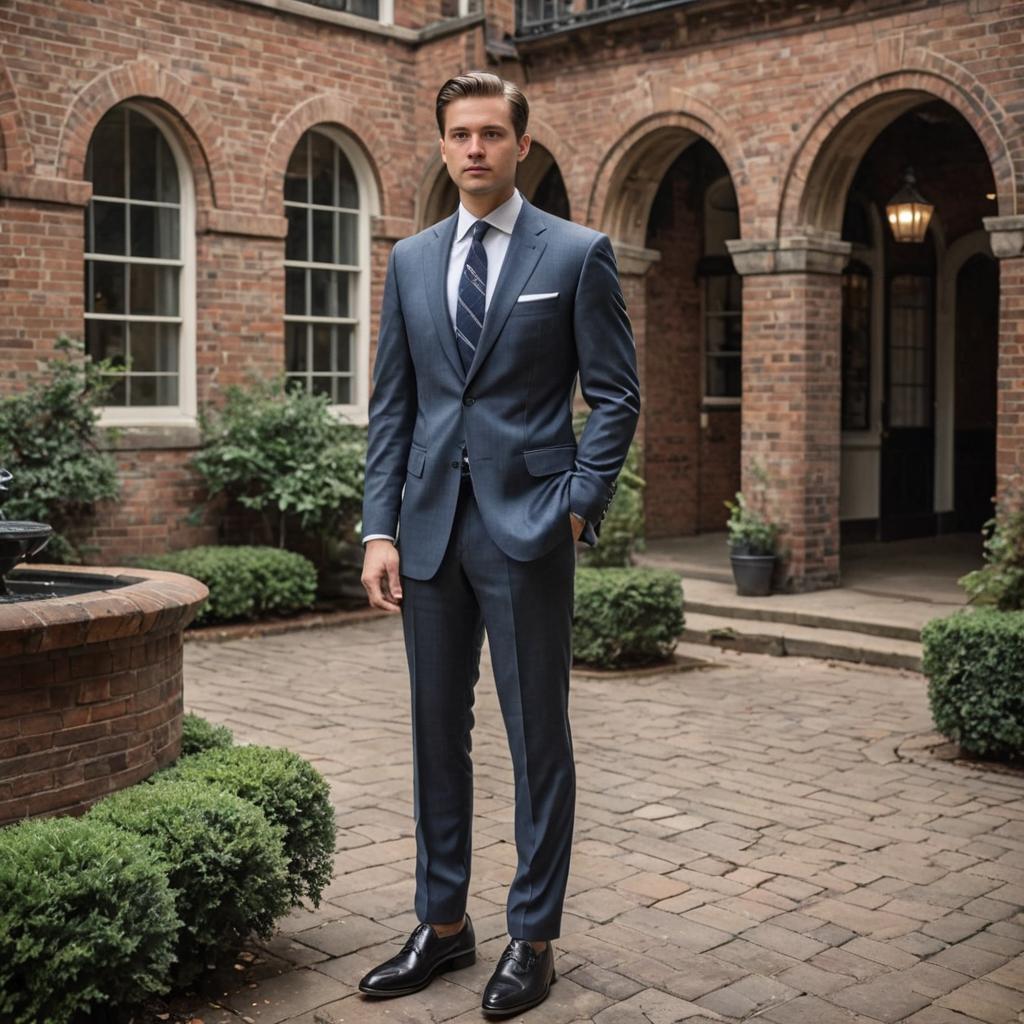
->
[517,0,695,37]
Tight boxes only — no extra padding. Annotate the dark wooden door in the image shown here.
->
[880,273,935,539]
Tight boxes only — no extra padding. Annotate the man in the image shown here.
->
[358,71,640,1017]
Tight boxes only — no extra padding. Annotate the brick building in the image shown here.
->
[1,0,1021,591]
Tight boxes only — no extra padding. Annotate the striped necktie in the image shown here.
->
[455,219,491,375]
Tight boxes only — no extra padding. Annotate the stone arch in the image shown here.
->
[589,105,751,246]
[780,47,1017,238]
[263,95,385,218]
[55,58,223,209]
[0,62,32,174]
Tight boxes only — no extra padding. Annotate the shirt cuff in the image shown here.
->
[362,534,396,544]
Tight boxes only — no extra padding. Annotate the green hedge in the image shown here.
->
[922,608,1024,759]
[160,745,336,907]
[0,816,179,1024]
[573,568,684,668]
[181,710,234,755]
[89,778,291,985]
[137,545,316,625]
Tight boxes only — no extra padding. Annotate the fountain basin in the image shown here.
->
[0,564,208,825]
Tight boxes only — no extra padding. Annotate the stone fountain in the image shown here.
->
[0,468,208,825]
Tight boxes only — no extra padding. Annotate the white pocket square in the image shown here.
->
[516,292,559,302]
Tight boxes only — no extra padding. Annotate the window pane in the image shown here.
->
[312,209,334,264]
[313,324,333,371]
[286,268,307,316]
[311,376,333,400]
[87,107,127,198]
[131,205,180,259]
[285,206,308,262]
[335,324,353,372]
[89,261,127,315]
[286,323,308,372]
[707,355,741,399]
[130,375,178,407]
[86,319,126,367]
[129,110,179,203]
[105,376,128,406]
[88,201,127,256]
[334,375,352,405]
[337,153,358,209]
[310,132,335,207]
[129,322,178,372]
[310,270,351,318]
[284,142,307,204]
[337,212,358,265]
[130,264,179,315]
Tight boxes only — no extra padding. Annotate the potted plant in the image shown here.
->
[724,490,779,596]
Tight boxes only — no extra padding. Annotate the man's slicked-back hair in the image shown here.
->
[436,71,529,139]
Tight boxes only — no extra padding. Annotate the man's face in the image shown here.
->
[439,95,530,202]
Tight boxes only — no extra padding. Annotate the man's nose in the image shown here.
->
[468,134,485,155]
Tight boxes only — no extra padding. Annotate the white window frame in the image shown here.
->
[283,125,378,424]
[85,101,197,428]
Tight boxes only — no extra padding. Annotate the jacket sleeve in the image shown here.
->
[361,244,416,542]
[569,233,641,528]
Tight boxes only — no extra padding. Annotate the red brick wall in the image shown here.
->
[997,255,1024,510]
[0,627,184,824]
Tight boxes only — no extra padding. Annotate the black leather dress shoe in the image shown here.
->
[358,915,476,997]
[481,939,556,1017]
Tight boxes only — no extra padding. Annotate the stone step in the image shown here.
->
[682,610,924,673]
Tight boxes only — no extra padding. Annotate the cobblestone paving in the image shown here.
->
[181,617,1024,1024]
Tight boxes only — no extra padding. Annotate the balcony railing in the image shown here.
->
[517,0,697,37]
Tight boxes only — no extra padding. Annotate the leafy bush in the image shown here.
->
[193,377,365,549]
[922,608,1024,759]
[89,778,291,984]
[0,336,118,562]
[0,816,178,1024]
[573,568,684,668]
[136,545,316,625]
[181,711,234,755]
[574,411,645,568]
[160,745,336,907]
[959,493,1024,611]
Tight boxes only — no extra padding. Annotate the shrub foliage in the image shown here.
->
[922,608,1024,760]
[137,545,316,625]
[181,710,235,755]
[573,567,684,668]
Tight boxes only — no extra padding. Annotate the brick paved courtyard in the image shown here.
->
[181,617,1024,1024]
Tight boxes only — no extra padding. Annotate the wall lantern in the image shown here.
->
[886,167,934,243]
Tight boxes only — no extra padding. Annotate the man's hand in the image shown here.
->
[362,539,403,612]
[570,513,585,543]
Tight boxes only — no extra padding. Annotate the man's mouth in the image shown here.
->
[466,166,489,173]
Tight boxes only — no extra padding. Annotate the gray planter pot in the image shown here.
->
[728,548,776,596]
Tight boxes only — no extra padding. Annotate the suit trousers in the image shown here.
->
[398,472,577,940]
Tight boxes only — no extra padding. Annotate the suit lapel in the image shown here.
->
[465,200,547,389]
[424,210,464,380]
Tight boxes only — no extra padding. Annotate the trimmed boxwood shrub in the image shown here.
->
[573,568,684,668]
[0,816,179,1024]
[89,778,291,985]
[137,545,316,625]
[181,711,234,755]
[160,745,335,907]
[922,608,1024,759]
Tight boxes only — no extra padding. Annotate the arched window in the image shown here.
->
[84,104,194,420]
[284,128,374,414]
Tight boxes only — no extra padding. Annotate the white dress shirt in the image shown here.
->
[363,190,524,545]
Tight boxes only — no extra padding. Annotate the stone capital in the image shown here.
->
[983,215,1024,259]
[726,236,852,276]
[610,239,662,276]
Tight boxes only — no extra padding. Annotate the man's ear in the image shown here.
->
[517,132,531,163]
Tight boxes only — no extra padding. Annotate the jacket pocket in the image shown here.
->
[522,443,577,477]
[407,444,426,478]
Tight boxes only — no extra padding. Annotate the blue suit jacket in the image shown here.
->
[362,197,641,581]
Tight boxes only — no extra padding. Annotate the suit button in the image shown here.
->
[463,396,475,406]
[450,461,460,469]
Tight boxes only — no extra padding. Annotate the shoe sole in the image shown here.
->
[481,970,557,1018]
[358,949,477,998]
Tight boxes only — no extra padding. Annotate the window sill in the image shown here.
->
[99,423,202,451]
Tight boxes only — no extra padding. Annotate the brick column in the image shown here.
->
[983,215,1024,512]
[726,236,851,593]
[609,240,661,475]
